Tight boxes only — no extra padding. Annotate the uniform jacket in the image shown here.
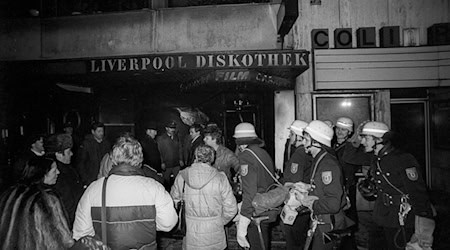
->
[309,149,346,225]
[156,133,182,168]
[213,145,240,182]
[76,134,111,186]
[239,144,276,219]
[371,145,433,228]
[283,145,312,184]
[141,136,162,172]
[170,163,237,250]
[73,164,177,250]
[53,161,84,228]
[335,141,371,188]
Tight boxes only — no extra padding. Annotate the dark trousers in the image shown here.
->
[162,166,180,190]
[283,212,310,250]
[369,224,414,250]
[247,220,270,250]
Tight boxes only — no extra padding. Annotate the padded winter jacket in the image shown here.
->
[73,164,177,250]
[171,163,237,250]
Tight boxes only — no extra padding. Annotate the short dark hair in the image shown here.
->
[26,134,44,148]
[91,122,105,131]
[190,123,203,134]
[203,126,223,145]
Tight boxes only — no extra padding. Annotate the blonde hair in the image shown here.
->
[194,145,215,164]
[111,135,143,168]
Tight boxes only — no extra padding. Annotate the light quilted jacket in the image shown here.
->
[171,162,237,250]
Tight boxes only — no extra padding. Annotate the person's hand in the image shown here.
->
[161,163,166,171]
[293,181,312,193]
[236,215,251,248]
[179,160,185,167]
[300,195,319,210]
[349,120,370,147]
[233,202,243,222]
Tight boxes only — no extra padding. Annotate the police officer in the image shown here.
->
[299,120,347,250]
[360,121,435,250]
[282,120,313,250]
[234,122,275,250]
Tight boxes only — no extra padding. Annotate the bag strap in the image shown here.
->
[243,148,281,186]
[101,177,108,245]
[309,151,327,186]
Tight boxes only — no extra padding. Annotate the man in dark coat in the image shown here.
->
[13,134,45,182]
[45,133,84,229]
[183,123,204,167]
[76,122,111,186]
[156,120,184,189]
[141,121,162,173]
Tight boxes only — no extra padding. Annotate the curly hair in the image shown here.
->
[194,145,215,164]
[111,135,143,168]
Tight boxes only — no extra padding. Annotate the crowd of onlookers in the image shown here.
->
[0,120,241,250]
[0,117,436,250]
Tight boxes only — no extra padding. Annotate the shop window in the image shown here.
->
[312,93,375,128]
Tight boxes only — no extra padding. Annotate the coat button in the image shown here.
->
[386,173,390,176]
[376,171,380,175]
[377,180,382,184]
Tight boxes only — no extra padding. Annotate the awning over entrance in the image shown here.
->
[7,49,309,91]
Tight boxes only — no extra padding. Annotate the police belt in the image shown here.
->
[316,213,339,226]
[380,193,403,207]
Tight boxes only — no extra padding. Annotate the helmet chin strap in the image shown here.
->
[372,137,383,151]
[305,140,321,150]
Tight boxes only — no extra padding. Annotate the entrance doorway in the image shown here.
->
[391,99,431,187]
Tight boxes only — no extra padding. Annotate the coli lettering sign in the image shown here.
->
[88,50,309,73]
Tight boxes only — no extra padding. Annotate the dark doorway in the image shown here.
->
[391,100,430,186]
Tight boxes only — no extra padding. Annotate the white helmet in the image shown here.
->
[233,122,258,138]
[304,120,334,147]
[336,117,354,132]
[361,121,389,138]
[289,120,308,136]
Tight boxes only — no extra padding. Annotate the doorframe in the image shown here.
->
[390,98,431,188]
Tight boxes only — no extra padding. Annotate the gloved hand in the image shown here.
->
[286,189,303,208]
[406,216,435,250]
[233,202,242,222]
[293,181,312,193]
[236,215,251,248]
[299,195,319,210]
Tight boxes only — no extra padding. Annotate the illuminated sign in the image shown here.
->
[88,50,309,73]
[180,70,292,91]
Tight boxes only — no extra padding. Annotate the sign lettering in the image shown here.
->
[88,51,309,73]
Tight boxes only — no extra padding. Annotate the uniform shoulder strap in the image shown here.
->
[243,148,281,186]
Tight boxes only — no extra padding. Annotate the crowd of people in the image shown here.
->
[0,117,435,250]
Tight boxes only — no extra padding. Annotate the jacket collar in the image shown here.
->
[109,163,145,177]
